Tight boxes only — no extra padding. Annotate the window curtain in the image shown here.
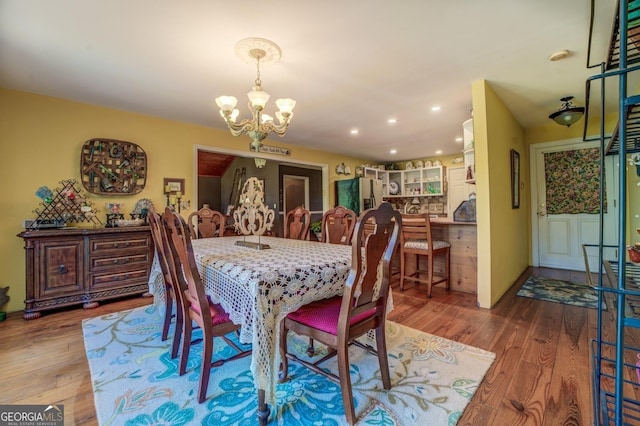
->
[544,147,606,214]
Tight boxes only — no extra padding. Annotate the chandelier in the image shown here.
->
[215,38,296,151]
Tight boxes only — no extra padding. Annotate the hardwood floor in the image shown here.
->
[0,267,597,425]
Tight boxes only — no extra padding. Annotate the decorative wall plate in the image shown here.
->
[80,138,147,195]
[415,160,424,168]
[405,161,414,170]
[388,181,400,195]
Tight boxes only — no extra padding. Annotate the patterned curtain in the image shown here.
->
[544,148,606,214]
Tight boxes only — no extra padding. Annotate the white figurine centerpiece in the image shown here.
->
[233,177,275,249]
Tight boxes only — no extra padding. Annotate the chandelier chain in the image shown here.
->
[255,56,262,87]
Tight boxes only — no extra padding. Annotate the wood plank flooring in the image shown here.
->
[0,267,598,425]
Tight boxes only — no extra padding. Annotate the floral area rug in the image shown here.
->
[82,305,495,425]
[516,276,605,309]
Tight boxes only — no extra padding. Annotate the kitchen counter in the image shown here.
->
[430,217,476,225]
[429,220,477,293]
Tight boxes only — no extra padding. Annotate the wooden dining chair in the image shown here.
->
[163,207,252,403]
[187,207,226,239]
[147,208,181,356]
[321,205,356,244]
[279,202,401,425]
[399,213,450,298]
[283,206,311,240]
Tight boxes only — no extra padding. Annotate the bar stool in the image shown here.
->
[399,213,450,298]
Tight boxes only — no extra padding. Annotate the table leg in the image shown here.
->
[257,389,270,425]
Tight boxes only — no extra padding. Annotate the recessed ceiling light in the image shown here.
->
[388,118,397,124]
[455,137,463,142]
[350,129,359,135]
[390,149,397,154]
[431,106,441,112]
[435,150,442,154]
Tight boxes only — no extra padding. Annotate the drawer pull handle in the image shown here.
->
[118,274,130,281]
[113,242,130,248]
[59,264,68,274]
[113,258,130,264]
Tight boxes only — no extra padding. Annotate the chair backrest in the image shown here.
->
[283,206,311,240]
[148,208,179,293]
[339,202,401,328]
[400,213,435,251]
[187,207,225,239]
[321,206,357,244]
[162,207,211,331]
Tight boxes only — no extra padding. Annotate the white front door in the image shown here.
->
[531,139,618,270]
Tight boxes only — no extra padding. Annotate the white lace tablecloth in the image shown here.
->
[148,235,352,406]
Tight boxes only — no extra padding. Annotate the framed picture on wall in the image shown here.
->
[511,149,520,209]
[163,178,184,194]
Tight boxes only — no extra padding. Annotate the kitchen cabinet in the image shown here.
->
[463,118,475,183]
[363,166,389,195]
[362,166,447,197]
[18,226,153,319]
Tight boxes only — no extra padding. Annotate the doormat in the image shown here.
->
[516,276,605,309]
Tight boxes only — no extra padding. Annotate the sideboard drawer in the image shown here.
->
[90,235,150,255]
[91,252,150,271]
[91,268,149,288]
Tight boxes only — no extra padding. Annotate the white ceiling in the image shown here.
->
[0,0,621,162]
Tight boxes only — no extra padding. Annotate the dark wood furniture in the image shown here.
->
[321,205,356,244]
[283,206,311,240]
[400,213,451,298]
[18,226,153,320]
[279,203,401,425]
[187,207,225,239]
[164,209,251,403]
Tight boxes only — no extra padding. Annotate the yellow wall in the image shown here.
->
[0,88,367,313]
[473,80,529,308]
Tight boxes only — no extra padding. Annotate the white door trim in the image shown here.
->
[529,138,599,267]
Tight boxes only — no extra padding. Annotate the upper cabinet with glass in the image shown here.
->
[361,165,446,197]
[463,118,475,184]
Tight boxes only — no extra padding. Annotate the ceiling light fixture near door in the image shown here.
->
[548,96,585,127]
[215,38,296,152]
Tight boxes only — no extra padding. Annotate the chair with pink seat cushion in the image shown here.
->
[278,202,401,425]
[163,207,251,403]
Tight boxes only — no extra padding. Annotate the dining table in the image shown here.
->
[149,234,352,424]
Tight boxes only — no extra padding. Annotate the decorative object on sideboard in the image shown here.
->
[28,179,102,229]
[548,96,585,127]
[215,37,296,152]
[80,138,147,195]
[163,178,185,213]
[105,203,124,227]
[132,198,155,223]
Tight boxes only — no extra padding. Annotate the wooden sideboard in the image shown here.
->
[17,226,153,319]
